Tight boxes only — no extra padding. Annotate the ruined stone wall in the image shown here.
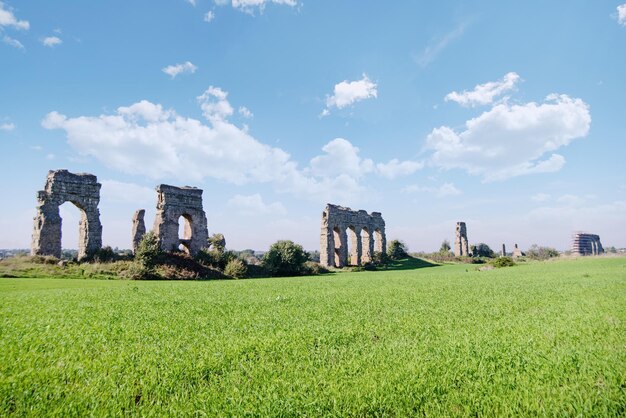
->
[152,185,208,256]
[31,169,102,259]
[320,204,386,268]
[571,233,604,256]
[454,222,469,257]
[131,209,146,253]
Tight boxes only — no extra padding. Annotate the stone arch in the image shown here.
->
[152,185,208,256]
[374,228,384,253]
[333,226,343,267]
[177,213,193,254]
[346,225,360,266]
[31,170,102,260]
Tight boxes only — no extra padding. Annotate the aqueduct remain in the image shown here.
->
[151,184,209,256]
[31,169,103,260]
[320,204,386,268]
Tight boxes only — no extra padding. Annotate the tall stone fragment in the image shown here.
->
[571,232,604,256]
[131,209,146,253]
[454,222,469,257]
[152,185,208,256]
[320,204,386,268]
[501,244,506,257]
[31,169,102,260]
[512,244,524,258]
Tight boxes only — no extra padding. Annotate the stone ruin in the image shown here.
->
[454,221,469,257]
[31,169,103,260]
[512,244,524,258]
[571,232,603,256]
[150,184,209,256]
[131,209,146,253]
[320,204,386,268]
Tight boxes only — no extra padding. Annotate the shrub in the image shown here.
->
[526,245,560,260]
[439,240,451,254]
[473,243,495,258]
[90,246,116,263]
[208,233,226,253]
[262,240,309,277]
[224,259,248,279]
[371,251,390,266]
[134,232,162,269]
[387,240,409,260]
[303,261,329,275]
[196,249,238,271]
[491,256,516,268]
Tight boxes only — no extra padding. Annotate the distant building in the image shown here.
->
[571,232,603,256]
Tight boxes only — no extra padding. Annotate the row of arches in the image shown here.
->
[332,225,384,267]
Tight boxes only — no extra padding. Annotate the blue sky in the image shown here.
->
[1,0,625,252]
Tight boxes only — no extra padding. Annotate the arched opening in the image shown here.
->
[59,201,86,260]
[360,227,371,263]
[333,226,342,267]
[177,214,193,254]
[374,228,383,254]
[346,226,358,266]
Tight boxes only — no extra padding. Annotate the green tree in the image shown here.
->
[473,243,495,258]
[262,240,309,277]
[439,240,451,254]
[135,232,162,269]
[208,233,226,253]
[387,240,408,260]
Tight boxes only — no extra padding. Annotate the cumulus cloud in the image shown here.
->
[227,193,286,215]
[204,11,215,22]
[445,72,520,107]
[215,0,298,14]
[309,138,374,179]
[618,4,626,25]
[2,35,23,49]
[161,61,198,78]
[186,0,196,6]
[41,36,62,47]
[238,106,253,118]
[323,74,377,115]
[0,122,15,131]
[42,87,420,205]
[426,93,591,182]
[376,159,423,179]
[0,2,29,30]
[531,193,551,202]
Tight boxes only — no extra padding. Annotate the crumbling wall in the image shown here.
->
[571,233,604,256]
[152,185,208,256]
[31,169,102,260]
[131,209,146,253]
[320,204,386,268]
[454,222,469,257]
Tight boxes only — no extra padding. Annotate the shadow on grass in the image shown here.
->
[384,256,440,271]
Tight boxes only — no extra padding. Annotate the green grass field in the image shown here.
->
[1,257,624,416]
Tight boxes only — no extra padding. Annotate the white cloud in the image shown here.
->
[323,74,377,115]
[0,2,29,30]
[197,86,234,122]
[309,138,374,179]
[2,35,23,49]
[161,61,198,78]
[445,72,520,107]
[204,10,215,22]
[426,93,591,182]
[186,0,196,6]
[376,159,423,179]
[100,180,155,204]
[42,36,62,47]
[238,106,253,118]
[531,193,551,202]
[0,122,15,131]
[216,0,298,14]
[618,4,626,26]
[45,153,55,160]
[402,182,461,198]
[227,193,286,215]
[415,20,469,67]
[42,87,423,205]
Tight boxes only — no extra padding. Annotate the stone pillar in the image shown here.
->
[454,222,469,257]
[501,244,506,257]
[132,209,146,253]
